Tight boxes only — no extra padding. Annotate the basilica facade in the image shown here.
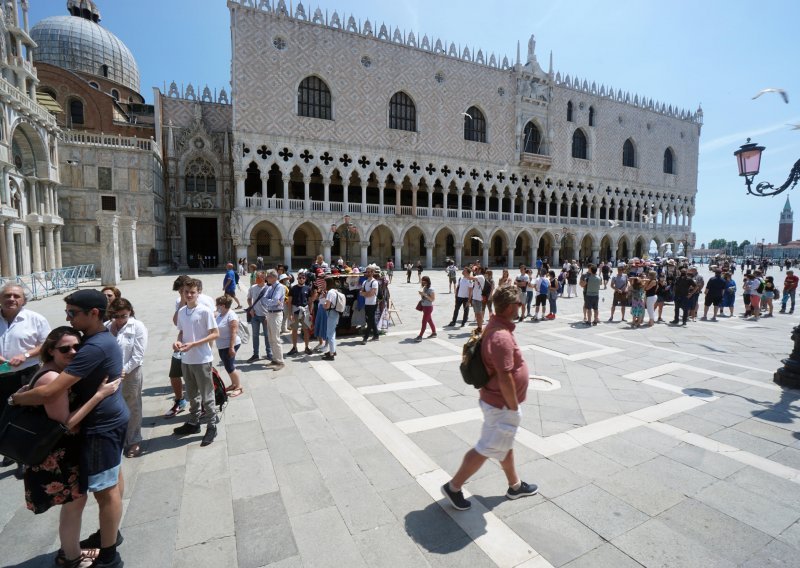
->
[0,0,63,277]
[158,0,701,270]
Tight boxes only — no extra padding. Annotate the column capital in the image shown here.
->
[321,239,334,247]
[454,243,463,249]
[281,239,294,247]
[424,242,434,249]
[392,241,403,248]
[303,176,312,184]
[360,241,370,248]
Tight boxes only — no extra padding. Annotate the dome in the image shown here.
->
[31,11,140,93]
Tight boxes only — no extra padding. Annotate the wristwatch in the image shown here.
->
[7,394,15,406]
[24,352,30,359]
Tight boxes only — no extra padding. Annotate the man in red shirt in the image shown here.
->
[781,269,799,314]
[441,286,538,510]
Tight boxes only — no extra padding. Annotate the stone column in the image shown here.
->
[395,186,401,212]
[472,188,478,217]
[457,189,463,219]
[55,226,63,268]
[342,180,349,213]
[321,239,333,265]
[260,173,269,211]
[282,240,293,270]
[5,223,15,277]
[482,245,489,268]
[44,226,56,271]
[454,243,463,267]
[377,181,385,215]
[591,246,600,265]
[0,221,8,276]
[323,177,330,212]
[530,240,537,268]
[235,174,245,208]
[484,191,490,217]
[2,167,9,205]
[442,186,448,217]
[30,224,42,272]
[507,245,514,269]
[118,217,138,280]
[96,213,120,286]
[411,187,417,216]
[361,180,368,212]
[427,188,433,216]
[282,178,290,211]
[551,245,560,267]
[303,176,311,212]
[29,179,38,215]
[393,241,402,269]
[521,194,527,217]
[360,241,369,267]
[425,241,433,269]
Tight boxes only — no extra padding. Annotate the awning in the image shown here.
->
[36,91,63,114]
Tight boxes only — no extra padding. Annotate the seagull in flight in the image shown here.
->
[607,220,619,228]
[471,236,484,243]
[752,88,789,104]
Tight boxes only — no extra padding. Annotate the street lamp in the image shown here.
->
[738,141,800,389]
[331,214,358,266]
[734,138,800,196]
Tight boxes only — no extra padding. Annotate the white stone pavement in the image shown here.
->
[1,266,800,567]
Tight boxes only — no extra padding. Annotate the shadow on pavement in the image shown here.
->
[404,501,485,554]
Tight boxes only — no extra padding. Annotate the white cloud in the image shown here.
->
[700,117,800,153]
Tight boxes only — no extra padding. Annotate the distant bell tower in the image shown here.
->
[779,197,793,244]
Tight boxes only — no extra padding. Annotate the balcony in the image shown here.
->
[519,151,552,170]
[0,77,57,130]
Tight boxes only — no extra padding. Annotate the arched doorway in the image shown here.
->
[292,222,323,266]
[489,230,507,267]
[402,225,425,265]
[579,234,594,263]
[537,232,554,262]
[600,235,613,262]
[463,228,484,261]
[367,224,393,264]
[249,220,282,265]
[616,236,630,261]
[434,227,456,266]
[514,231,533,267]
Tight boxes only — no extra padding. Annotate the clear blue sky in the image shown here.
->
[30,0,800,248]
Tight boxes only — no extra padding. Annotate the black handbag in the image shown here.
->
[0,373,69,466]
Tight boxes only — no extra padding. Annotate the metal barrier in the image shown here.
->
[0,265,97,300]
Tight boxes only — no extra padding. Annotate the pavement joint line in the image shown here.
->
[624,362,781,391]
[599,330,773,373]
[645,422,800,484]
[312,361,548,568]
[396,408,483,434]
[358,361,442,394]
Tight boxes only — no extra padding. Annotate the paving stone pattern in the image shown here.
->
[1,268,799,567]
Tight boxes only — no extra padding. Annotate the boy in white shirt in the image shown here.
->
[172,278,220,447]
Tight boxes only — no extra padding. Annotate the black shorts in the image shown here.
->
[169,355,183,378]
[584,295,599,311]
[613,291,629,307]
[535,294,547,307]
[705,294,722,307]
[80,424,126,493]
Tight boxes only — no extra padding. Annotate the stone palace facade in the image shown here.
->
[157,0,701,270]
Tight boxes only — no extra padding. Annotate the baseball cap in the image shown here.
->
[65,289,108,312]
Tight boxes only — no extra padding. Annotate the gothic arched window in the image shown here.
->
[68,98,84,126]
[389,91,416,132]
[571,129,587,159]
[524,121,542,154]
[623,139,636,167]
[588,106,595,127]
[297,76,332,120]
[663,148,674,174]
[567,100,574,122]
[463,106,486,142]
[185,158,216,193]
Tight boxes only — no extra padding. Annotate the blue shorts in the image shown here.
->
[80,424,126,493]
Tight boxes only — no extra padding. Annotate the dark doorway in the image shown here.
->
[186,217,218,269]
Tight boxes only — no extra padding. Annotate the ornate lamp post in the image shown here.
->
[331,214,358,265]
[736,139,800,388]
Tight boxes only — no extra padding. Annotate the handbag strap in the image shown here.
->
[27,367,50,389]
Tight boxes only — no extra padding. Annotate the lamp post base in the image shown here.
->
[774,324,800,389]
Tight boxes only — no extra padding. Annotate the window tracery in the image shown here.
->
[184,158,217,193]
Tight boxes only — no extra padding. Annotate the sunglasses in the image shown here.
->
[56,344,78,354]
[65,309,87,318]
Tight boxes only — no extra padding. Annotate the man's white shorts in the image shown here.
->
[474,400,521,460]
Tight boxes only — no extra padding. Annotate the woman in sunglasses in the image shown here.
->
[22,326,120,568]
[106,299,148,459]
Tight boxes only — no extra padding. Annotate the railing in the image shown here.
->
[399,206,413,215]
[366,204,379,214]
[267,197,283,209]
[310,200,324,211]
[384,205,396,215]
[432,208,444,217]
[348,203,362,214]
[330,202,343,212]
[288,199,304,211]
[60,129,160,154]
[0,77,57,129]
[462,210,473,219]
[488,212,499,221]
[476,211,486,220]
[245,195,262,208]
[0,265,97,301]
[447,210,458,218]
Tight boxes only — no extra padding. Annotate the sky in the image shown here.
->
[29,0,800,248]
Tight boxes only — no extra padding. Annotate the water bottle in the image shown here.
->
[0,361,13,374]
[172,351,183,360]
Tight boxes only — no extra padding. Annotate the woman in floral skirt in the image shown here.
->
[22,327,120,567]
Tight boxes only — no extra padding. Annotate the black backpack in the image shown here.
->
[212,367,228,411]
[482,278,492,297]
[460,330,490,389]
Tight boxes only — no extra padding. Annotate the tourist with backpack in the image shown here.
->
[322,278,345,361]
[441,286,538,511]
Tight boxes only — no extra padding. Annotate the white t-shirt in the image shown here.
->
[215,310,241,349]
[362,278,379,306]
[177,304,218,364]
[471,275,485,301]
[0,308,51,370]
[515,273,530,290]
[456,277,473,298]
[325,289,340,312]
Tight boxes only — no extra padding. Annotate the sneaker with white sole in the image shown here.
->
[440,482,471,510]
[506,481,539,500]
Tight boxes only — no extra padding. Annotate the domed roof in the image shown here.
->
[30,6,140,93]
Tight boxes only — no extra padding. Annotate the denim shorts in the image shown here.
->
[218,344,240,373]
[80,424,126,493]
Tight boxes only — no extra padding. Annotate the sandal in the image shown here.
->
[55,549,99,567]
[125,445,142,458]
[228,387,244,398]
